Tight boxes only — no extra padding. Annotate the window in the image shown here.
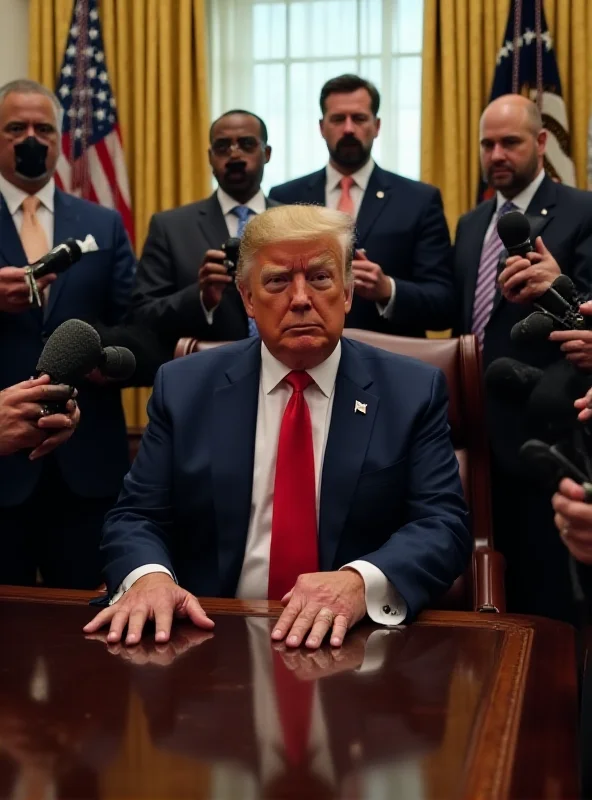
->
[208,0,423,193]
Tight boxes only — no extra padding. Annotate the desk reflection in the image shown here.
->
[0,606,491,800]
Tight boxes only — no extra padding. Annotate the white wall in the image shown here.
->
[0,0,28,84]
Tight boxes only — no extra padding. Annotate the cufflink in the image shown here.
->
[382,605,391,614]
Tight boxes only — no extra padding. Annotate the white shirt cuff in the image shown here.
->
[342,559,407,626]
[199,291,217,325]
[376,276,396,319]
[109,564,175,605]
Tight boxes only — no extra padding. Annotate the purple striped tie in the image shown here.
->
[471,200,516,346]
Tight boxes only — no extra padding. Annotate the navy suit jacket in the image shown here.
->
[0,187,135,504]
[269,165,455,335]
[101,337,470,619]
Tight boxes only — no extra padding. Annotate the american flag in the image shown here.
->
[55,0,134,244]
[479,0,576,201]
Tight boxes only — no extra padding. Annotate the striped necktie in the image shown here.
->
[471,200,516,346]
[231,205,258,337]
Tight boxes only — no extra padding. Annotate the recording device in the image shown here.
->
[36,319,136,412]
[497,210,533,257]
[496,212,589,343]
[222,237,241,280]
[24,235,99,307]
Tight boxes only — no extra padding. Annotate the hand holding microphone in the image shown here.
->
[0,267,56,314]
[498,236,561,303]
[23,235,98,308]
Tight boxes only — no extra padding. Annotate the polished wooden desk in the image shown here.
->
[0,587,579,800]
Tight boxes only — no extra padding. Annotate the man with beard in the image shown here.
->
[453,94,592,623]
[130,110,280,343]
[268,74,455,336]
[0,79,135,589]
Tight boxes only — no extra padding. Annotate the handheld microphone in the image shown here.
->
[497,210,533,257]
[484,357,544,400]
[36,319,136,411]
[510,311,556,343]
[25,236,99,306]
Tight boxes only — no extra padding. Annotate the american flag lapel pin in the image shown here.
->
[354,400,367,414]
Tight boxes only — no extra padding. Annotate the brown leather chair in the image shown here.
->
[171,333,505,613]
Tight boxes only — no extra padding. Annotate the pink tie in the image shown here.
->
[337,175,355,216]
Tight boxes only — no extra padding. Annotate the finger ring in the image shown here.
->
[561,524,571,539]
[38,404,51,418]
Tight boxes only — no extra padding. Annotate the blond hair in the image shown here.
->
[237,204,355,283]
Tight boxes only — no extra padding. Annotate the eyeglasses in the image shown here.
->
[210,136,262,156]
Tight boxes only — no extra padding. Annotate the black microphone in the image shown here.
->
[497,210,533,257]
[485,357,544,400]
[31,238,82,278]
[510,311,556,343]
[36,319,136,388]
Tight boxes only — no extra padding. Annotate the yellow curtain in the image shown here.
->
[421,0,592,233]
[29,0,211,427]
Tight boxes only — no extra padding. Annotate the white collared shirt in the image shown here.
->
[201,187,267,323]
[114,342,407,626]
[216,186,267,237]
[0,173,55,253]
[484,167,546,243]
[324,158,375,220]
[324,158,396,319]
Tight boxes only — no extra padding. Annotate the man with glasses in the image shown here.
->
[131,110,280,344]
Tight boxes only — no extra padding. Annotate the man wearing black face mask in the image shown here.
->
[130,110,280,343]
[269,75,455,337]
[0,79,136,590]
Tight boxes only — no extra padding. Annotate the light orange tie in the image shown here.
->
[337,175,355,216]
[20,195,49,265]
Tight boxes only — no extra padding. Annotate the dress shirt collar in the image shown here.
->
[0,173,55,216]
[325,158,375,193]
[217,186,266,217]
[495,167,545,214]
[261,339,341,399]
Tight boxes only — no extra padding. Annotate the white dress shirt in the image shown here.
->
[484,167,546,242]
[325,158,396,319]
[201,186,267,324]
[114,342,407,626]
[0,173,55,250]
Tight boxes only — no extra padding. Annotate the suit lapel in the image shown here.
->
[319,339,378,570]
[304,169,326,205]
[355,165,391,246]
[44,188,76,324]
[462,199,495,331]
[197,193,231,251]
[0,193,27,268]
[211,340,261,595]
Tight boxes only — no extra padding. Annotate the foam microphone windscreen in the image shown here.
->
[552,274,577,304]
[497,211,532,256]
[101,346,136,381]
[510,311,556,342]
[36,319,103,383]
[484,357,544,400]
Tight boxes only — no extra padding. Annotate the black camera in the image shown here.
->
[222,237,241,280]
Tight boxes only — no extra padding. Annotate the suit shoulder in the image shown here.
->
[554,182,592,211]
[149,197,213,228]
[345,338,442,384]
[375,169,441,201]
[269,171,324,198]
[158,339,257,382]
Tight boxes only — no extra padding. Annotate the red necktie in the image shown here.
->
[268,371,319,601]
[337,175,355,216]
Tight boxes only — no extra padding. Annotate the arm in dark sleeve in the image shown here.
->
[100,367,176,593]
[387,189,457,332]
[130,213,207,342]
[566,204,592,294]
[108,212,136,324]
[360,371,471,619]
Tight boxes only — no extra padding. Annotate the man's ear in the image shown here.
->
[238,280,255,317]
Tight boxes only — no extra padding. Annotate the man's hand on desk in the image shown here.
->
[271,569,366,650]
[86,625,214,666]
[82,573,215,645]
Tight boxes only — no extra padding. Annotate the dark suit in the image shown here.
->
[454,175,592,622]
[0,186,135,588]
[268,165,455,335]
[131,192,280,344]
[101,337,470,615]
